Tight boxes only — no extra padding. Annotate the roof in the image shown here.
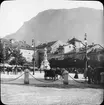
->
[36,41,57,49]
[67,37,81,45]
[65,43,104,55]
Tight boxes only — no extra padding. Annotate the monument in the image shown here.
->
[40,47,51,70]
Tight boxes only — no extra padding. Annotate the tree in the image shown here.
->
[4,47,11,62]
[9,48,26,65]
[0,40,3,63]
[0,40,11,63]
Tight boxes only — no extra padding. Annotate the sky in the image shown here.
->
[0,0,103,38]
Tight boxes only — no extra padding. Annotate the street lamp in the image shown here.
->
[15,46,19,74]
[84,33,88,79]
[80,33,88,79]
[32,39,35,75]
[73,43,76,68]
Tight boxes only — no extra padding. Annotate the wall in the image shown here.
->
[20,49,34,62]
[75,41,83,48]
[64,44,73,53]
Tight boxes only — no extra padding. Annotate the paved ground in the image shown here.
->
[1,71,104,105]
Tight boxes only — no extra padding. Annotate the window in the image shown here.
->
[69,46,71,48]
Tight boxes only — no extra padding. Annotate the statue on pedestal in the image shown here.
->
[40,47,51,70]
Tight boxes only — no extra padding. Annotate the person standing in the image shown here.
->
[91,67,94,83]
[87,65,92,84]
[74,68,78,79]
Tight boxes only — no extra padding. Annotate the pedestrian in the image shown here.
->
[14,66,17,75]
[74,68,78,79]
[87,65,91,84]
[91,67,94,83]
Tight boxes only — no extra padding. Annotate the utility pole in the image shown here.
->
[73,41,76,68]
[32,39,35,75]
[15,46,19,75]
[84,33,88,79]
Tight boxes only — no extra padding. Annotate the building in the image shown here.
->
[35,40,64,66]
[67,37,83,49]
[87,44,104,61]
[20,49,34,62]
[57,44,74,54]
[64,43,104,67]
[57,37,83,54]
[9,39,37,63]
[8,39,35,62]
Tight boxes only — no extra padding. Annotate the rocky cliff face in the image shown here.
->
[5,7,104,46]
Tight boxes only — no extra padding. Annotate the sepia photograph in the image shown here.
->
[0,0,104,105]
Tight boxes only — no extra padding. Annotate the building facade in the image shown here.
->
[57,37,83,54]
[64,43,104,67]
[67,37,83,48]
[20,49,34,62]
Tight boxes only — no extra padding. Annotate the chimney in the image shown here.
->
[92,42,94,46]
[24,41,26,44]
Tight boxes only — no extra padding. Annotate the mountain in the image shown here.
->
[5,7,104,46]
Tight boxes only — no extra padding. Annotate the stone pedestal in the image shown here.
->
[24,69,29,84]
[63,70,69,85]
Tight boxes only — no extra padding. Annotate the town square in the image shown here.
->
[0,0,104,105]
